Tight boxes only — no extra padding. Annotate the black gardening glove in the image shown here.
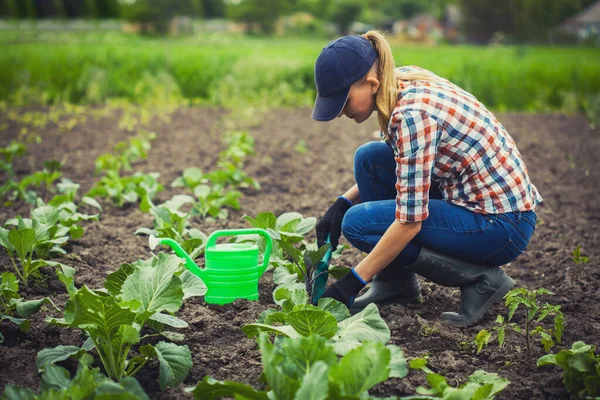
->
[316,197,352,250]
[319,269,366,306]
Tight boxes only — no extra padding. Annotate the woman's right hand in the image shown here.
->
[316,197,352,250]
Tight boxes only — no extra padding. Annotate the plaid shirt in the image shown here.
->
[387,66,543,223]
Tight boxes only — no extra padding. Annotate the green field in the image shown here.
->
[1,30,599,112]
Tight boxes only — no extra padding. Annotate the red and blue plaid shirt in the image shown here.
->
[387,66,543,223]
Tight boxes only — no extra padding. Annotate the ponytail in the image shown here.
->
[362,30,439,142]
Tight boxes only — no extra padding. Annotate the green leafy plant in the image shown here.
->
[45,253,204,389]
[407,358,510,399]
[3,353,149,400]
[0,217,76,284]
[242,211,343,302]
[242,211,317,267]
[3,188,99,258]
[476,287,565,355]
[1,160,62,205]
[190,184,241,221]
[204,165,260,190]
[171,166,258,192]
[537,341,600,399]
[7,186,101,242]
[170,167,204,191]
[0,140,26,177]
[244,285,391,356]
[270,241,332,301]
[135,195,207,260]
[95,131,157,174]
[190,332,408,399]
[0,271,61,343]
[87,170,163,208]
[571,245,589,264]
[476,315,512,354]
[220,130,255,165]
[294,139,308,154]
[48,179,103,212]
[171,130,259,192]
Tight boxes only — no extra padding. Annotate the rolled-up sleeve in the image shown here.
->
[389,109,442,222]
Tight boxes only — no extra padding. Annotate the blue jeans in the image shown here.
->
[342,142,537,268]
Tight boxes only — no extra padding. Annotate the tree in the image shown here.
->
[0,0,18,17]
[330,0,363,35]
[290,0,333,17]
[95,0,120,19]
[380,0,427,20]
[61,0,91,18]
[227,0,290,34]
[202,0,225,18]
[123,0,202,34]
[458,0,597,43]
[32,0,58,18]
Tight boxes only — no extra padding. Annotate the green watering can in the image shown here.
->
[149,229,272,305]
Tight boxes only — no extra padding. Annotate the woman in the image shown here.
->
[313,31,542,326]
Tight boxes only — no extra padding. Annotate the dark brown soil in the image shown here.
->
[1,106,599,399]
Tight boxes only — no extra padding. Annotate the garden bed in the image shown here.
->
[1,107,599,399]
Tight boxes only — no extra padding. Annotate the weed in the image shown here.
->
[571,245,589,264]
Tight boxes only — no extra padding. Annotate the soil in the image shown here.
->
[1,106,599,399]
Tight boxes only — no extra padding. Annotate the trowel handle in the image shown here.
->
[321,235,333,265]
[206,229,273,276]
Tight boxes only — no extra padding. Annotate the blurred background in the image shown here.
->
[0,0,599,119]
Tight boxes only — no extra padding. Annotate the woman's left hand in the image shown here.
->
[319,268,367,306]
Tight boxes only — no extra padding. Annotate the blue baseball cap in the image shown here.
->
[312,35,377,122]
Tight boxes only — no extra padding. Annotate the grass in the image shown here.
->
[0,29,599,112]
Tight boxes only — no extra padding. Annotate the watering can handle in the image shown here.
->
[206,229,273,276]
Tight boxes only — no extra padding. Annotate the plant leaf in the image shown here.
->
[273,266,298,286]
[332,303,391,355]
[40,364,71,391]
[387,345,409,378]
[273,283,308,308]
[8,228,36,262]
[188,375,269,400]
[285,309,338,339]
[105,263,136,296]
[278,334,337,377]
[31,205,61,226]
[242,323,299,339]
[153,341,193,390]
[67,286,136,337]
[119,254,184,320]
[81,196,102,211]
[36,345,88,372]
[329,341,390,396]
[475,329,492,354]
[179,270,207,300]
[14,297,59,317]
[0,227,14,251]
[95,377,150,399]
[149,312,188,328]
[468,370,510,397]
[293,361,330,400]
[1,315,30,332]
[317,298,350,322]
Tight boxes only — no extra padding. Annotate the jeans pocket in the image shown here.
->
[482,239,523,267]
[521,211,537,232]
[455,213,498,233]
[498,214,534,244]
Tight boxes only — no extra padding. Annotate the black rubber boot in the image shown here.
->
[348,265,422,314]
[409,247,515,326]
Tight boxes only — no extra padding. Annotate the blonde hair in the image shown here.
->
[362,30,439,140]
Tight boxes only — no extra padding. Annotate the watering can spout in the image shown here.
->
[148,235,207,280]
